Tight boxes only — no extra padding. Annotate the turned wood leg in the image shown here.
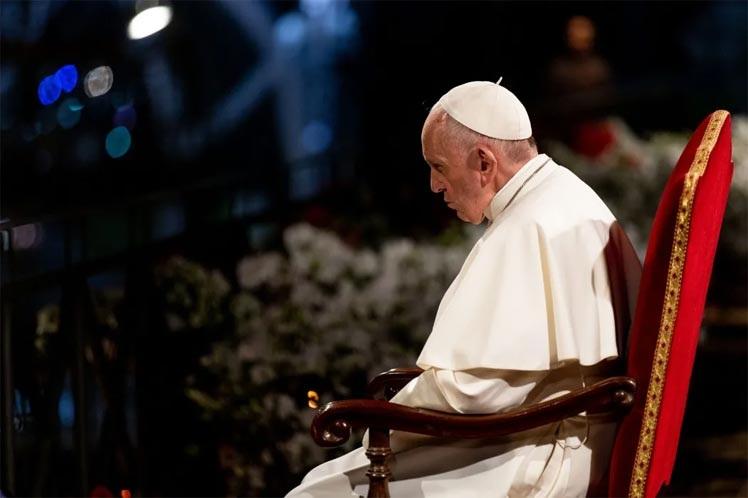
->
[365,427,392,498]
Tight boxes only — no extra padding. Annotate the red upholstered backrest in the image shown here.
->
[608,111,733,498]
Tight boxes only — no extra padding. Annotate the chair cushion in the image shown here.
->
[608,111,733,497]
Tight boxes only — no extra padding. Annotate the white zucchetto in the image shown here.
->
[437,80,532,140]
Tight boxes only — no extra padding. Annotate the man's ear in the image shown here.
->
[476,145,497,186]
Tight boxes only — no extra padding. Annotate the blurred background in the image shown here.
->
[1,1,746,496]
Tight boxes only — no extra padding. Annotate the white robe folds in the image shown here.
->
[287,154,641,498]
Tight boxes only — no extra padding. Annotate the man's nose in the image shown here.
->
[430,171,445,193]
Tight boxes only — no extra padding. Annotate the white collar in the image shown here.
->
[484,154,552,222]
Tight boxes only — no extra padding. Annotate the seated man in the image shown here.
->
[287,80,641,497]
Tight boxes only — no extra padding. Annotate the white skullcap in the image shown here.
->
[437,79,532,140]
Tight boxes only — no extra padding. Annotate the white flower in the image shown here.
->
[381,239,414,273]
[284,223,355,284]
[284,223,317,253]
[237,253,284,289]
[365,270,399,317]
[309,231,354,284]
[315,280,355,328]
[290,280,325,310]
[352,249,379,279]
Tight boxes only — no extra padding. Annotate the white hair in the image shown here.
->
[430,103,537,165]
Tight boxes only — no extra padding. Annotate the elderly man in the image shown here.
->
[287,80,640,497]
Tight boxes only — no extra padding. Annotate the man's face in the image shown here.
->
[421,117,486,224]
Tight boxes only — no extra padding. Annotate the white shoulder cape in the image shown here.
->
[417,155,639,371]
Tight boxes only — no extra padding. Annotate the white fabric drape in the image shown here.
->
[418,155,625,371]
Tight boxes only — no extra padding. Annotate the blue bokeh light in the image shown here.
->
[105,126,132,158]
[38,75,61,105]
[300,0,334,18]
[113,104,137,129]
[57,98,82,129]
[55,64,78,93]
[301,120,332,154]
[68,99,84,111]
[58,387,75,428]
[274,12,306,46]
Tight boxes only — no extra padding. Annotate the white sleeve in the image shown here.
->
[388,367,547,414]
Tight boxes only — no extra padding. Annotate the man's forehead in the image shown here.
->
[422,117,449,163]
[421,140,445,165]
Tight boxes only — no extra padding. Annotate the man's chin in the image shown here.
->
[455,211,482,225]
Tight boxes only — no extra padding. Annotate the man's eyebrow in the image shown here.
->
[424,155,445,167]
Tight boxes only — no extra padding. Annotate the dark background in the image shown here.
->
[1,1,746,496]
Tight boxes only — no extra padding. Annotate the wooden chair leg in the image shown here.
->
[365,427,392,498]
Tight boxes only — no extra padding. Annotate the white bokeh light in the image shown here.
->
[127,5,173,40]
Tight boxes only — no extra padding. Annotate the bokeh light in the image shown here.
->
[37,75,61,105]
[113,104,137,129]
[105,126,132,158]
[55,64,78,93]
[57,97,83,129]
[301,120,332,154]
[274,12,306,46]
[11,223,44,250]
[300,0,334,19]
[58,386,75,428]
[84,66,114,98]
[307,390,319,409]
[127,6,173,40]
[68,99,84,111]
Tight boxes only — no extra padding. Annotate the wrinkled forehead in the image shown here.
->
[422,111,456,163]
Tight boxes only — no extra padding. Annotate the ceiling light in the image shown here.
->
[127,5,172,40]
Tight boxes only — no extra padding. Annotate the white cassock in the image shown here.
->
[287,153,641,498]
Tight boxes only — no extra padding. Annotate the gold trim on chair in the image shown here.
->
[628,110,729,498]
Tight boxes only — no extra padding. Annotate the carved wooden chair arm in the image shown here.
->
[366,367,424,400]
[314,376,635,446]
[311,376,635,497]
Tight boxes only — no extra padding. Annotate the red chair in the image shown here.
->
[608,110,733,497]
[311,110,733,498]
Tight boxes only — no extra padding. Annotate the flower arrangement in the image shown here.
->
[157,223,478,495]
[545,115,748,259]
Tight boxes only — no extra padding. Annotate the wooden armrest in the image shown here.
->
[367,367,425,400]
[312,376,635,447]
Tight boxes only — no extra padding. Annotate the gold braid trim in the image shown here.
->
[628,110,729,498]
